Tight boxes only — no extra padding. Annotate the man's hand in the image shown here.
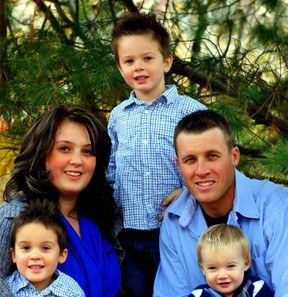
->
[158,188,183,222]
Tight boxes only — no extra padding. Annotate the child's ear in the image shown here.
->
[164,54,173,73]
[58,248,68,264]
[199,262,206,276]
[117,65,124,76]
[244,259,251,271]
[10,248,16,263]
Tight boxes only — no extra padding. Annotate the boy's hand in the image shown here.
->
[158,188,183,222]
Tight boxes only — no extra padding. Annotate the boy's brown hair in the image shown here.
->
[11,198,67,252]
[111,12,171,65]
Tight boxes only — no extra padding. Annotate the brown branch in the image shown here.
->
[0,0,7,82]
[0,0,6,38]
[171,56,288,136]
[119,0,139,12]
[33,0,71,44]
[171,55,237,97]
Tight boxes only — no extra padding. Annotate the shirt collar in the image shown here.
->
[167,187,197,228]
[233,169,260,219]
[13,271,60,294]
[13,272,32,293]
[122,84,178,110]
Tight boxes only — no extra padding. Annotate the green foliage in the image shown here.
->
[0,0,287,185]
[258,140,288,184]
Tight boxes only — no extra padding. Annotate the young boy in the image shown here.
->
[189,224,273,297]
[5,200,85,297]
[109,11,206,296]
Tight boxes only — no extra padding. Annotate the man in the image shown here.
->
[153,110,288,297]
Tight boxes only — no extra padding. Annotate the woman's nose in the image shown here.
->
[69,152,84,165]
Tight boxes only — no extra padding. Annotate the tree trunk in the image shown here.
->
[0,0,7,81]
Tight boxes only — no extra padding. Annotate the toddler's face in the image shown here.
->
[200,245,250,297]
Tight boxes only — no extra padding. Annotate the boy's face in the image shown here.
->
[199,245,250,297]
[11,222,67,291]
[116,33,173,103]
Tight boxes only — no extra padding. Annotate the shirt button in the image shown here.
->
[144,172,150,176]
[143,140,148,144]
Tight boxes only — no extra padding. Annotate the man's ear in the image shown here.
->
[58,248,68,264]
[175,156,183,175]
[231,146,240,167]
[175,156,180,168]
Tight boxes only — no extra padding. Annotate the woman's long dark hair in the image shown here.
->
[4,104,116,242]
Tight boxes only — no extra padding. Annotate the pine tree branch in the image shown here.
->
[171,55,288,136]
[171,55,237,97]
[33,0,71,44]
[119,0,139,12]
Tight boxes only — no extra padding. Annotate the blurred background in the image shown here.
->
[1,0,288,201]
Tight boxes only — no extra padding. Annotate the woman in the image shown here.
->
[0,104,121,297]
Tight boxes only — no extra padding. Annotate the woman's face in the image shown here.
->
[45,120,96,202]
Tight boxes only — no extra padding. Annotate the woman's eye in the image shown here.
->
[58,146,69,152]
[83,149,93,156]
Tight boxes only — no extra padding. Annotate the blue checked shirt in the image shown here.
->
[108,84,206,230]
[6,270,85,297]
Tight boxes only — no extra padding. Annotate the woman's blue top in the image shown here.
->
[58,214,121,297]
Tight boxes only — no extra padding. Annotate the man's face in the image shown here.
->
[175,128,240,217]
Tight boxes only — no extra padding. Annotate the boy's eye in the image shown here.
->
[227,264,236,269]
[42,246,51,251]
[207,266,217,272]
[144,56,152,61]
[21,246,30,251]
[125,59,133,64]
